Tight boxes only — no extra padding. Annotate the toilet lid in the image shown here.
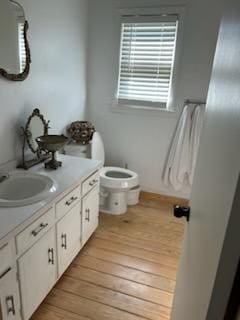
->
[91,132,105,164]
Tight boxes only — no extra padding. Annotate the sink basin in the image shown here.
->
[0,173,56,207]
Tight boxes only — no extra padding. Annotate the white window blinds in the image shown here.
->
[117,16,178,109]
[18,22,26,73]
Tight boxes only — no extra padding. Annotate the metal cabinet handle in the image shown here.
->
[89,179,98,187]
[85,209,90,221]
[61,233,67,250]
[65,196,78,206]
[6,296,15,315]
[31,223,49,237]
[48,248,54,265]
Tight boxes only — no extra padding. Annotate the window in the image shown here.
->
[117,15,179,110]
[18,22,26,73]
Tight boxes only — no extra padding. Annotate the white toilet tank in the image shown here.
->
[91,132,105,165]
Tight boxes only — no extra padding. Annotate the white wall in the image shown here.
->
[87,0,224,198]
[0,0,88,165]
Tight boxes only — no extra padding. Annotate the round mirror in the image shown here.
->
[25,109,49,154]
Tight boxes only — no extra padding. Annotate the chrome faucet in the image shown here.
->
[0,173,9,183]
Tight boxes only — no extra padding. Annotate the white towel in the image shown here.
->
[189,105,205,184]
[163,104,204,191]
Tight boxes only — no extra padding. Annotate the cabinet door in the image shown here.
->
[82,186,99,246]
[57,203,81,276]
[0,268,21,320]
[18,228,57,320]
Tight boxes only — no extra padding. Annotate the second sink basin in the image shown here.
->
[0,172,56,207]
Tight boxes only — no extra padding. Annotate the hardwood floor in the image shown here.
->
[31,196,185,320]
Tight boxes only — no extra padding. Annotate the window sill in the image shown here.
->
[111,103,177,116]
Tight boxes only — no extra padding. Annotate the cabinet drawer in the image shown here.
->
[82,171,99,197]
[0,242,14,278]
[16,207,54,254]
[56,185,81,219]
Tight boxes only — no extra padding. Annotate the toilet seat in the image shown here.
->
[100,167,138,190]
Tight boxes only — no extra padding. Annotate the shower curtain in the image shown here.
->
[163,104,205,191]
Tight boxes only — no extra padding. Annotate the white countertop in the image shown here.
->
[0,155,101,244]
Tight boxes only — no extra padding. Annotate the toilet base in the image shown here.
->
[100,189,128,215]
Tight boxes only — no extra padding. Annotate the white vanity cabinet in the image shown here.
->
[0,268,21,320]
[82,186,99,246]
[0,164,100,320]
[57,202,81,276]
[18,228,57,320]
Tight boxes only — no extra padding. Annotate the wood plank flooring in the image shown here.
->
[31,195,185,320]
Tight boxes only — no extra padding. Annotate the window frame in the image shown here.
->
[112,6,185,114]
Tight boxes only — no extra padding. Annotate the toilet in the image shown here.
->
[65,132,139,215]
[93,132,140,214]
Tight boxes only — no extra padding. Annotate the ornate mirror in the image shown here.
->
[25,109,49,154]
[18,109,50,170]
[0,0,31,81]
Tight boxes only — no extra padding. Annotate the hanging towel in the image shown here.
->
[189,105,205,184]
[163,104,204,191]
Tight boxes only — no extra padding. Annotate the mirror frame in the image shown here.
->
[24,108,49,154]
[17,109,50,170]
[0,17,31,81]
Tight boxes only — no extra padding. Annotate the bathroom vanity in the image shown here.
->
[0,155,101,320]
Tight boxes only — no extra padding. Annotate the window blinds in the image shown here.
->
[117,16,178,108]
[18,22,26,73]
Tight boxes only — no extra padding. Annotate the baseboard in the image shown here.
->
[140,191,189,206]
